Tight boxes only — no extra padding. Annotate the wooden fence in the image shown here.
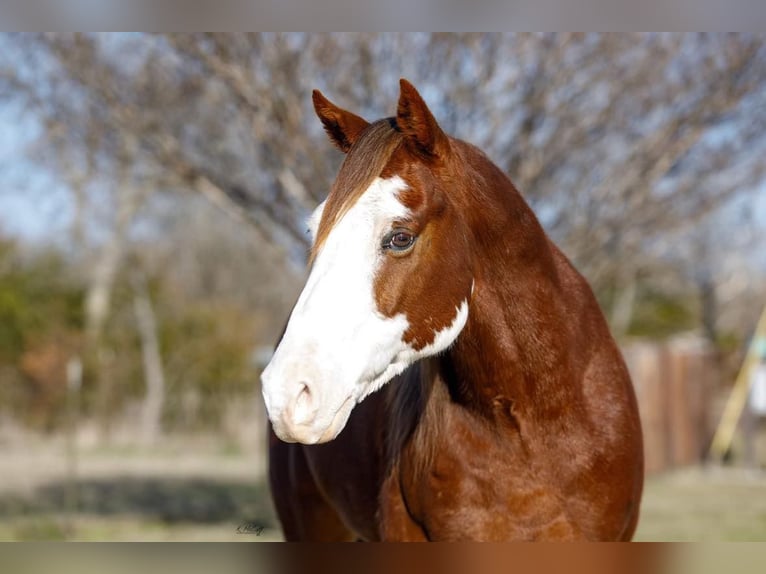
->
[622,337,718,475]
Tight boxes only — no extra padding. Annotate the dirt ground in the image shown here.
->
[2,437,766,541]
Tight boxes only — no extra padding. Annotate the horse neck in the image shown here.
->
[441,150,585,423]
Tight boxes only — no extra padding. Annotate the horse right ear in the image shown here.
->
[312,90,370,153]
[396,79,448,158]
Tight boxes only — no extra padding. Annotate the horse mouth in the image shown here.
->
[275,394,356,445]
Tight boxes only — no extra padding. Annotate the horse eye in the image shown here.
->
[392,232,412,248]
[383,230,416,252]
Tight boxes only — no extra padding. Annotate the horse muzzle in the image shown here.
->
[261,366,356,444]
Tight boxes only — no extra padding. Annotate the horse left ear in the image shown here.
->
[396,79,448,157]
[312,90,370,153]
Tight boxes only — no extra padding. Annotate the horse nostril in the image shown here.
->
[291,382,316,425]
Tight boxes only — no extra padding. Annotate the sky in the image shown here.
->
[0,101,73,242]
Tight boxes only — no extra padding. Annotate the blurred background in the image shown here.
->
[0,33,764,541]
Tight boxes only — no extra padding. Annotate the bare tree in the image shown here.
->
[1,34,764,391]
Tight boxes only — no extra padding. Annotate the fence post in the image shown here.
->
[64,356,82,537]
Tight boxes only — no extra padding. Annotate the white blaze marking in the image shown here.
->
[261,176,470,444]
[307,200,325,242]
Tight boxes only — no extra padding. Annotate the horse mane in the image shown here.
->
[385,358,447,483]
[311,118,404,262]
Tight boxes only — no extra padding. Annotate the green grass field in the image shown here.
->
[634,466,766,541]
[2,442,766,541]
[0,440,282,542]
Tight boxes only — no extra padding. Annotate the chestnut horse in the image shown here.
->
[261,80,643,541]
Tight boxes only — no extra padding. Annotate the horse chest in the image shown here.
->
[384,408,582,541]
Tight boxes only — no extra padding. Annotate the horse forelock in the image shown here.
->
[310,119,404,263]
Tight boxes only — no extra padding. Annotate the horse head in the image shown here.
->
[261,80,475,444]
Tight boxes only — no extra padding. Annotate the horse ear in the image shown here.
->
[396,79,448,157]
[312,90,370,153]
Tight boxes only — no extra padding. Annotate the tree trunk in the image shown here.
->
[610,271,638,339]
[87,183,148,437]
[132,271,166,445]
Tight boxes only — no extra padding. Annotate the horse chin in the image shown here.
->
[316,394,356,443]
